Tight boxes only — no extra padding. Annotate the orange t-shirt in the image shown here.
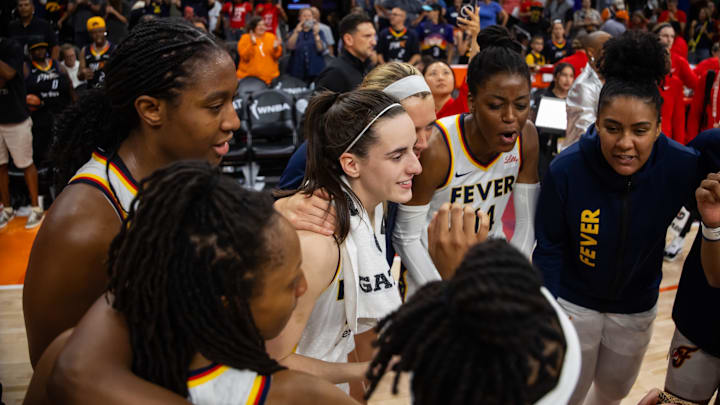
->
[236,32,282,85]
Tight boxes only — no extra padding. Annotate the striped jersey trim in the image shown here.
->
[68,174,126,219]
[187,363,230,388]
[246,375,271,405]
[458,113,503,171]
[434,119,454,190]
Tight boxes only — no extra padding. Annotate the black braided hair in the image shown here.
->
[51,18,226,195]
[597,30,668,122]
[106,161,284,396]
[467,25,531,96]
[366,240,566,405]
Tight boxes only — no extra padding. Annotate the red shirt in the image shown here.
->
[659,74,686,144]
[255,2,280,34]
[222,1,252,29]
[672,52,698,90]
[694,56,719,79]
[688,69,720,142]
[556,51,588,79]
[519,1,544,24]
[437,81,469,119]
[659,9,687,24]
[671,35,688,60]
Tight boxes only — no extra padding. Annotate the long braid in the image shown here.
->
[107,161,284,396]
[366,240,566,405]
[51,18,224,192]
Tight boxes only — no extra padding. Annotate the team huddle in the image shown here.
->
[12,14,720,405]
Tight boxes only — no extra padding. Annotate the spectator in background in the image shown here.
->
[600,0,624,22]
[655,22,697,90]
[659,0,686,34]
[659,49,686,144]
[478,0,508,29]
[207,0,222,33]
[600,9,627,37]
[316,13,375,93]
[311,7,335,56]
[417,4,455,62]
[287,7,326,82]
[694,42,720,78]
[556,34,588,78]
[572,0,602,35]
[236,16,281,84]
[688,7,715,64]
[104,0,130,44]
[423,59,469,118]
[502,0,521,17]
[64,0,105,47]
[526,35,546,71]
[629,10,648,31]
[8,0,59,60]
[518,0,547,36]
[446,0,464,26]
[670,21,688,60]
[78,17,116,88]
[256,0,286,36]
[23,39,74,166]
[0,38,43,229]
[544,0,573,25]
[59,44,86,89]
[563,31,611,149]
[544,19,573,64]
[222,0,253,40]
[377,7,421,65]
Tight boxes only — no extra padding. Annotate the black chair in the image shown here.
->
[271,74,312,98]
[221,96,250,174]
[236,76,268,100]
[247,89,297,161]
[293,90,313,138]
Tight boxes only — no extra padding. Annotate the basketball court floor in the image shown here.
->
[0,214,709,405]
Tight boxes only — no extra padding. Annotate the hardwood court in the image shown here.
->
[0,225,708,404]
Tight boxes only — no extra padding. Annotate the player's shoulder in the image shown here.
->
[267,370,359,405]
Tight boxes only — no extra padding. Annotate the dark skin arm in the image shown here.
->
[0,58,17,81]
[23,184,121,367]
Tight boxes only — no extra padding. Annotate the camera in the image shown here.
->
[303,18,315,30]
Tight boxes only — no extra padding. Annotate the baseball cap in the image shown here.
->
[87,16,106,31]
[28,39,49,50]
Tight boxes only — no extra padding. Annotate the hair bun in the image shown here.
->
[598,30,668,87]
[476,25,523,55]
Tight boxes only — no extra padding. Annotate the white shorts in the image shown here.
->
[665,328,720,403]
[0,118,33,168]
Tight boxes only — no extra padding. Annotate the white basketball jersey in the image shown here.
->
[187,363,270,405]
[295,253,355,365]
[428,113,522,238]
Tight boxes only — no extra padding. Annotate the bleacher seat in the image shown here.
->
[247,89,297,160]
[236,76,268,100]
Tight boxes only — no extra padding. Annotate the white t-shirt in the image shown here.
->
[61,60,86,88]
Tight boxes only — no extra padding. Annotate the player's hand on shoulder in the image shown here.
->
[274,189,336,236]
[428,202,489,279]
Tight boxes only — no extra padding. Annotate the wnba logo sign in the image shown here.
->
[249,100,291,120]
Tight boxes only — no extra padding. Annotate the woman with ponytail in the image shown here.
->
[533,30,700,405]
[23,17,241,368]
[266,89,421,390]
[393,25,541,300]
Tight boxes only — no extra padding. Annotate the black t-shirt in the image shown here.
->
[543,39,573,64]
[0,38,29,124]
[672,130,720,358]
[83,41,115,88]
[376,27,420,63]
[7,16,58,52]
[25,59,72,115]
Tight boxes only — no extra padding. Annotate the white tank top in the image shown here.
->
[187,363,270,405]
[428,113,522,239]
[295,252,355,365]
[68,150,139,220]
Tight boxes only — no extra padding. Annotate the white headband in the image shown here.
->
[535,287,582,405]
[342,103,402,154]
[382,75,431,101]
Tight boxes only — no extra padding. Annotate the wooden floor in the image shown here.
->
[0,226,710,404]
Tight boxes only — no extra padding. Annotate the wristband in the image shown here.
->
[657,391,700,405]
[702,222,720,241]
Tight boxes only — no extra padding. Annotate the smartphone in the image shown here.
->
[460,0,478,19]
[303,18,314,30]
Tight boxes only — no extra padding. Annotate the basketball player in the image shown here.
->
[266,89,420,389]
[24,162,359,405]
[78,17,115,88]
[23,18,241,368]
[533,31,700,405]
[393,25,540,299]
[365,240,582,405]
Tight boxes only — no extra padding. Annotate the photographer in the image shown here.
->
[287,7,326,82]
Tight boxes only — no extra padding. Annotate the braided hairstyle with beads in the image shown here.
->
[52,18,225,199]
[366,240,567,405]
[106,161,284,396]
